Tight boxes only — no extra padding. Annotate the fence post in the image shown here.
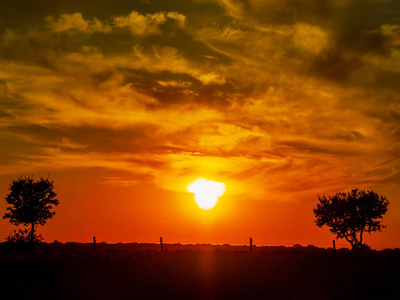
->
[160,237,163,252]
[93,236,97,252]
[333,240,336,251]
[250,237,253,252]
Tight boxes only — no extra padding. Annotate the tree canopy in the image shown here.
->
[3,176,59,243]
[313,188,389,250]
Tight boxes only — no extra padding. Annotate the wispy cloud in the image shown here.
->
[0,0,399,203]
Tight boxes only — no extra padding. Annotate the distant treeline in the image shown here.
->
[1,241,398,252]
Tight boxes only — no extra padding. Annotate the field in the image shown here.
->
[1,243,400,299]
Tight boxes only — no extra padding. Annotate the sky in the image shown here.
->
[0,0,399,248]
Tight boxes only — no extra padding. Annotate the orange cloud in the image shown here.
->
[0,1,399,205]
[46,12,111,34]
[113,11,186,35]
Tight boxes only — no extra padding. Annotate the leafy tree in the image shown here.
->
[3,176,59,244]
[313,189,389,250]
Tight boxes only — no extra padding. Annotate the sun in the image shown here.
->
[186,178,226,210]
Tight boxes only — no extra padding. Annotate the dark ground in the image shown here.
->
[1,243,399,299]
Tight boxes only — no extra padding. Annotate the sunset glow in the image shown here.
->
[186,178,226,210]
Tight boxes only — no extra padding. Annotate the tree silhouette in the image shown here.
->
[3,176,59,244]
[313,188,389,250]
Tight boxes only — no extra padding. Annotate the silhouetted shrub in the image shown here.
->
[5,228,43,252]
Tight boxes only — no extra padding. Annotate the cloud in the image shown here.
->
[157,80,192,87]
[113,11,186,35]
[0,1,399,203]
[100,177,141,187]
[42,10,187,38]
[45,12,111,34]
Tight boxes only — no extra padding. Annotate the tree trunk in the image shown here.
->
[30,223,35,244]
[344,235,355,250]
[348,238,357,250]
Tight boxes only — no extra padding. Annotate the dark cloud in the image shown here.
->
[222,0,400,27]
[4,124,155,153]
[309,28,394,82]
[280,140,359,157]
[0,0,227,33]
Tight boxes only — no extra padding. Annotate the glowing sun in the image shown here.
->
[186,178,226,210]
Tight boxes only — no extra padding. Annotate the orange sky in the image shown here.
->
[1,0,400,249]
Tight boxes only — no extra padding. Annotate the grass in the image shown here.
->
[1,243,400,299]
